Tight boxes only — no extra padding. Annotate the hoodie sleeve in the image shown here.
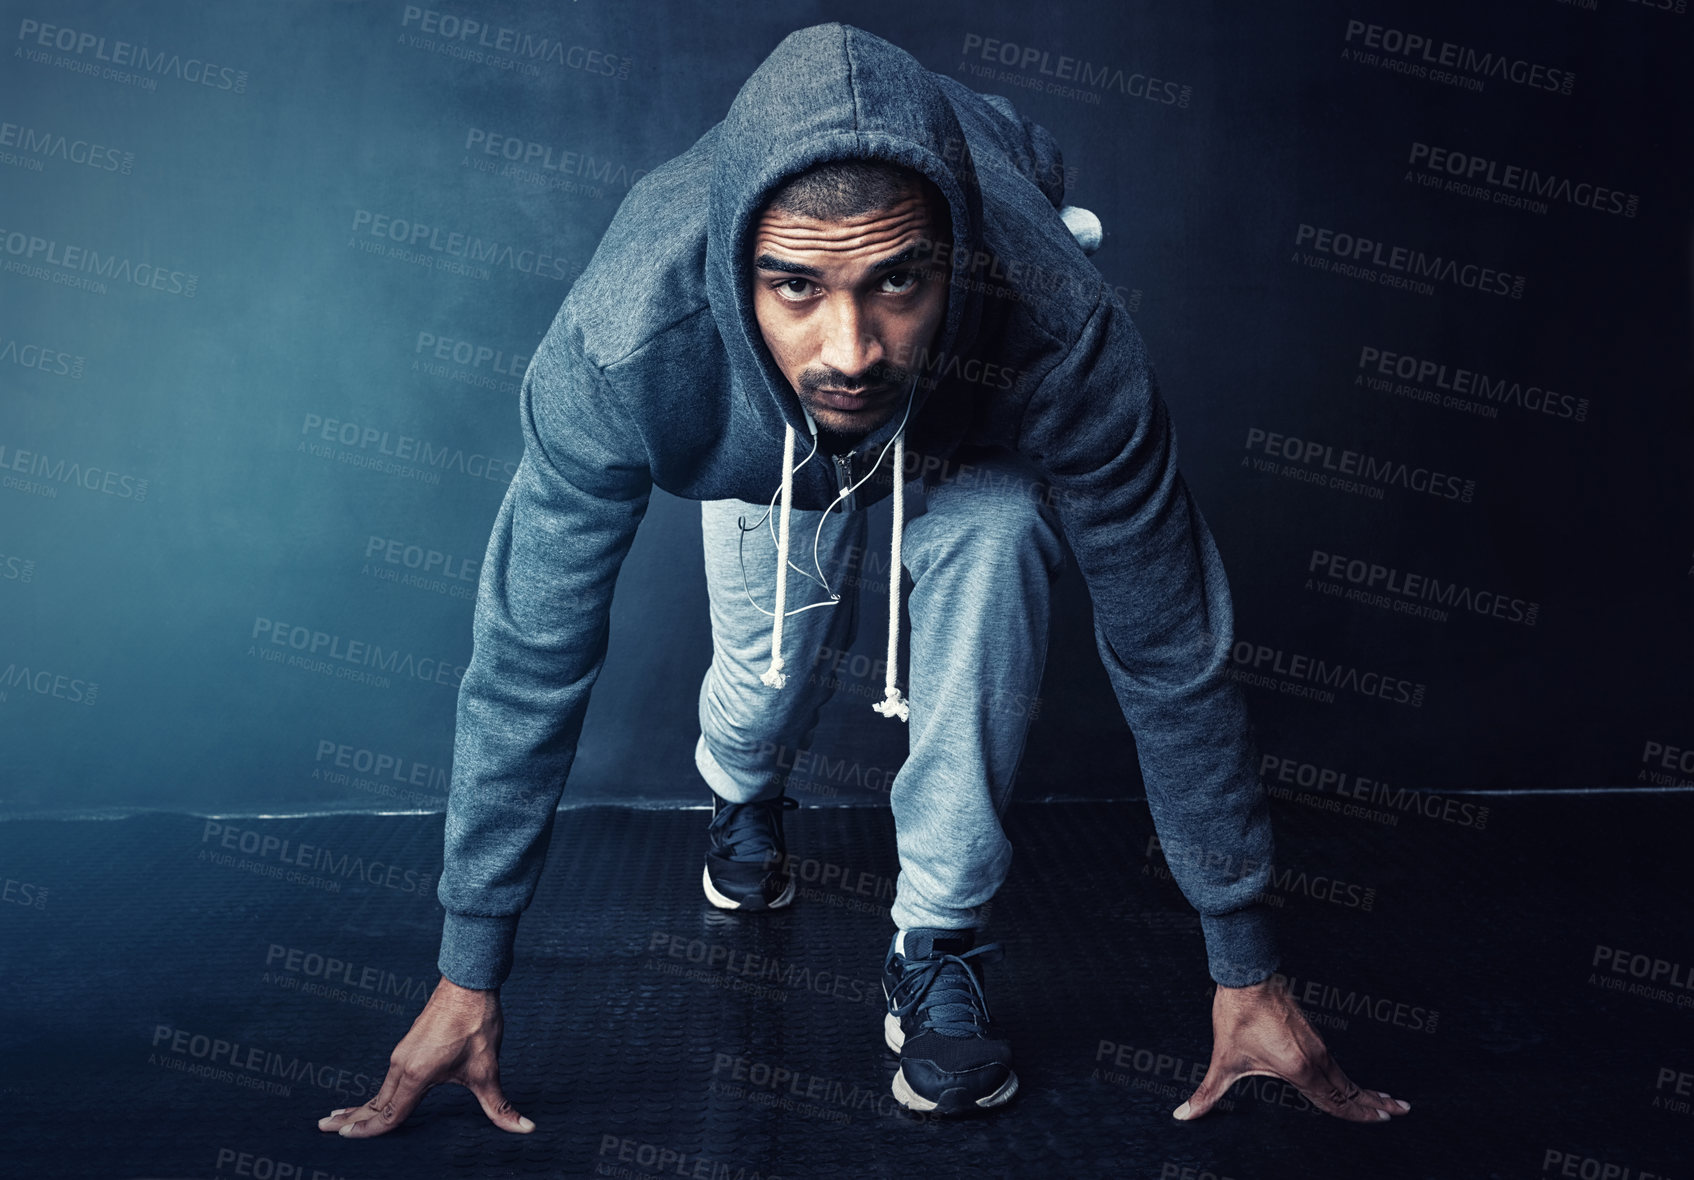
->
[1019,289,1279,988]
[436,328,652,990]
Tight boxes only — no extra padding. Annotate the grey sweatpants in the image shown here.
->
[695,447,1065,934]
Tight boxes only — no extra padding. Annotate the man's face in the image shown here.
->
[751,189,948,445]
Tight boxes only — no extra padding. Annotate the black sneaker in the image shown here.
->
[882,927,1018,1114]
[702,788,799,910]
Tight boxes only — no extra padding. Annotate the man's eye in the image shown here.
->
[775,278,816,301]
[881,270,920,294]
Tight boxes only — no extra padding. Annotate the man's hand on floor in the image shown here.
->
[316,975,535,1138]
[1173,975,1412,1123]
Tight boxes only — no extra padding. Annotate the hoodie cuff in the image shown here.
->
[1199,903,1280,988]
[438,911,520,991]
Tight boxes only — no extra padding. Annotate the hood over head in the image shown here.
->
[706,22,984,454]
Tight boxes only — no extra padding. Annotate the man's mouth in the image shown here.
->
[810,383,895,412]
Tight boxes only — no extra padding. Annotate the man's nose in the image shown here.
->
[817,297,882,378]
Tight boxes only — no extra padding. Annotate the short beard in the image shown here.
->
[798,370,907,455]
[813,423,866,456]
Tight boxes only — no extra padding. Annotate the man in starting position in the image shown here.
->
[319,22,1410,1134]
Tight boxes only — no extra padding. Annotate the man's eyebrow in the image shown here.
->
[752,244,928,279]
[753,253,822,278]
[867,244,923,272]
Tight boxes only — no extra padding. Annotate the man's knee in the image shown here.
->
[909,487,1063,580]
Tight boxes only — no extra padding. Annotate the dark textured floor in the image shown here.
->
[0,795,1689,1180]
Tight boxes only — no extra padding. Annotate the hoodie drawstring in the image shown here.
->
[756,385,915,721]
[758,423,798,689]
[869,430,910,721]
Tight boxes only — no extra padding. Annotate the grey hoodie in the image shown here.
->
[437,22,1279,990]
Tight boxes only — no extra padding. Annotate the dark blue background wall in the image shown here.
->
[2,0,1689,818]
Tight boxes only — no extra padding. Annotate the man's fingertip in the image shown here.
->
[517,1116,536,1132]
[1171,1102,1191,1120]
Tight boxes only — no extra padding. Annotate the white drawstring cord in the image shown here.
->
[759,423,797,688]
[870,429,910,722]
[750,379,918,720]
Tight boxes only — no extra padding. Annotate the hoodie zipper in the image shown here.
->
[833,452,856,511]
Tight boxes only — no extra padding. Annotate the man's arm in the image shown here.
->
[1017,287,1277,987]
[319,324,651,1139]
[437,325,653,990]
[1018,289,1410,1123]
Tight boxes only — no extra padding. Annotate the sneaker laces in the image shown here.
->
[889,943,1002,1038]
[707,795,798,863]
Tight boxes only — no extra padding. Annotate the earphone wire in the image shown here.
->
[736,374,918,620]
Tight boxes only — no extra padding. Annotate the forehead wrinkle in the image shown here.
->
[753,193,935,259]
[757,227,926,260]
[754,216,934,265]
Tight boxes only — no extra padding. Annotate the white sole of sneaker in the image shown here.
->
[701,864,795,911]
[884,1013,1019,1112]
[891,1064,1020,1113]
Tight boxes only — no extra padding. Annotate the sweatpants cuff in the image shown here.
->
[438,911,520,990]
[1200,905,1280,987]
[696,734,758,804]
[696,733,793,805]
